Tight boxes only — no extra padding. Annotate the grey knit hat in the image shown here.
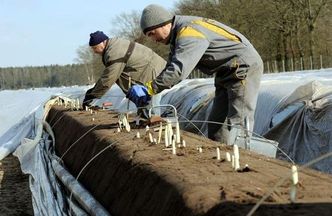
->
[140,4,174,34]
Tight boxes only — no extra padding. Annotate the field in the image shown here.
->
[47,106,332,216]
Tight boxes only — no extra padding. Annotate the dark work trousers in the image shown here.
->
[137,107,149,119]
[208,63,263,144]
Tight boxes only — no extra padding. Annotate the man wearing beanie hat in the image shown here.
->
[83,30,166,114]
[128,4,263,145]
[89,31,109,46]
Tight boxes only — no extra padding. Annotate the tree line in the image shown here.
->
[0,64,98,90]
[177,0,332,70]
[1,0,331,90]
[79,0,332,75]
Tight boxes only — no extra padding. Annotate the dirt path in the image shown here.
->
[0,154,33,216]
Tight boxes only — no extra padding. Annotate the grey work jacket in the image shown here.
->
[90,38,166,98]
[152,15,263,93]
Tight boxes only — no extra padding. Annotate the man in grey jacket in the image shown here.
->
[83,30,166,110]
[127,5,263,145]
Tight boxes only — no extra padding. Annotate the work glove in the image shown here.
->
[126,84,151,108]
[82,88,96,109]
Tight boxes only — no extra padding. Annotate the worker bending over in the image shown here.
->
[83,30,166,115]
[127,5,263,144]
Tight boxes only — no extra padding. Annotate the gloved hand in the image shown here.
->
[82,88,96,109]
[126,84,151,108]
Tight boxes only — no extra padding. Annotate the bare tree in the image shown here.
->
[75,45,95,64]
[111,10,142,40]
[295,0,330,58]
[111,10,170,58]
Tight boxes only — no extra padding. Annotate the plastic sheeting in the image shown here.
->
[13,96,110,216]
[263,81,332,173]
[0,87,124,215]
[255,70,332,173]
[159,79,215,136]
[0,110,38,159]
[255,69,332,134]
[0,87,85,160]
[0,85,126,160]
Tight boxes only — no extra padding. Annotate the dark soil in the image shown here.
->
[47,106,332,216]
[0,154,33,216]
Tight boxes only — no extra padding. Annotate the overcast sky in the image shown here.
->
[0,0,177,67]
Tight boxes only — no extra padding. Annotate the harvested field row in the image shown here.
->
[48,106,332,216]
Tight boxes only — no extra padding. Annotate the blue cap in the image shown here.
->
[89,31,109,46]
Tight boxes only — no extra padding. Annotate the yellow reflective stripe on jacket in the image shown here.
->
[192,20,241,42]
[177,26,206,40]
[145,81,155,95]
